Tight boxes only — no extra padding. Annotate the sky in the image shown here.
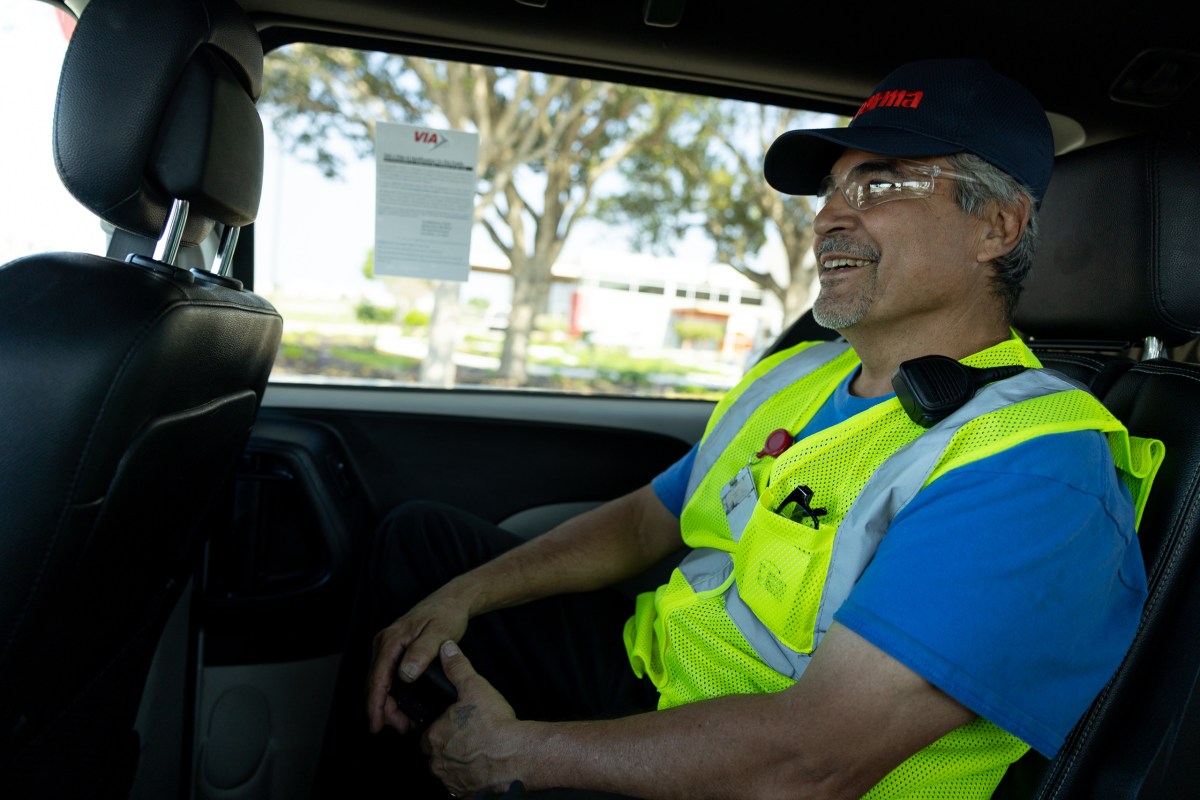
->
[0,3,104,262]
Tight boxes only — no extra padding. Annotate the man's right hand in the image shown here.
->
[366,588,471,734]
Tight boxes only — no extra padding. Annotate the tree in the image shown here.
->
[600,101,841,327]
[262,45,688,383]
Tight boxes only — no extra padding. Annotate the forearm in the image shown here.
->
[497,694,844,800]
[427,626,976,799]
[444,483,682,618]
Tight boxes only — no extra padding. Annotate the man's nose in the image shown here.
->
[813,192,859,236]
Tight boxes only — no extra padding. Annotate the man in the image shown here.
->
[328,59,1160,799]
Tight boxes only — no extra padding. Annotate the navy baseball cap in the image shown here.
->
[764,59,1054,203]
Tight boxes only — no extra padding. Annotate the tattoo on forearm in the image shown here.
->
[453,704,477,730]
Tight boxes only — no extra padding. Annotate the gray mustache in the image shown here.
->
[816,238,880,262]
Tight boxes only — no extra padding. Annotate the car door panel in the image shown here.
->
[173,384,707,799]
[202,385,706,664]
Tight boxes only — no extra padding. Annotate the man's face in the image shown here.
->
[810,149,993,335]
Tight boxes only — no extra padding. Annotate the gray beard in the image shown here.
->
[810,265,877,330]
[811,238,880,330]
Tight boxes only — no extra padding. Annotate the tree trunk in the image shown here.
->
[420,280,461,388]
[782,253,816,328]
[498,257,551,383]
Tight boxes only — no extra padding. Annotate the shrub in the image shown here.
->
[354,300,396,324]
[402,309,431,328]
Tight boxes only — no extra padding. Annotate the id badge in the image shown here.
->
[720,466,757,542]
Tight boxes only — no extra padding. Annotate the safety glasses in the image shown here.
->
[815,158,978,212]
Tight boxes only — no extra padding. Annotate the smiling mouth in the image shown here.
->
[821,257,873,271]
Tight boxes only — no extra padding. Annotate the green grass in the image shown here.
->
[275,330,732,399]
[329,346,420,371]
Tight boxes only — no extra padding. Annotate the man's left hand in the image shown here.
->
[423,640,528,797]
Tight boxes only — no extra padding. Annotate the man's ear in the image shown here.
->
[976,195,1031,263]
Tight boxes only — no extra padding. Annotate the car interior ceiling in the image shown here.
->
[244,0,1200,144]
[8,1,1200,799]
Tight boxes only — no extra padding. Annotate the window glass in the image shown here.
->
[257,43,839,398]
[0,6,105,263]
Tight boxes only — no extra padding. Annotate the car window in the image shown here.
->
[256,43,842,399]
[0,5,105,263]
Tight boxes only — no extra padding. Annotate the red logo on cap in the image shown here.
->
[855,89,924,118]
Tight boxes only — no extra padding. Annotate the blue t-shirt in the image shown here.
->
[650,370,1146,758]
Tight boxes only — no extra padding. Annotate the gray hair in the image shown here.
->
[945,152,1040,319]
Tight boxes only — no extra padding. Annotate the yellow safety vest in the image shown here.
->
[624,335,1163,798]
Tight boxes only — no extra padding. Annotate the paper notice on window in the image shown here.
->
[374,122,478,280]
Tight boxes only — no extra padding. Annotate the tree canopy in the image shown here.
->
[263,45,691,382]
[260,44,839,382]
[599,102,841,327]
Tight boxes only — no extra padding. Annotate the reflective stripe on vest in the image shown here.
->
[678,367,1086,681]
[683,340,851,505]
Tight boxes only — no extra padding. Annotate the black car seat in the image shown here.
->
[993,130,1200,797]
[0,0,282,797]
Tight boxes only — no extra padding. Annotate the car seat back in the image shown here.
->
[1002,130,1200,798]
[0,1,282,796]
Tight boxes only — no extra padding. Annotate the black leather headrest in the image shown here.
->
[1016,130,1200,348]
[53,0,264,247]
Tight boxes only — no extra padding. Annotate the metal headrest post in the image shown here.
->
[212,225,241,277]
[1143,336,1165,360]
[152,199,190,265]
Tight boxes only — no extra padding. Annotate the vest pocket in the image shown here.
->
[734,495,836,654]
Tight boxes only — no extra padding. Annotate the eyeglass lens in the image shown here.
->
[815,160,938,211]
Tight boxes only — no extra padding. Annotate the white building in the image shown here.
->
[470,249,786,361]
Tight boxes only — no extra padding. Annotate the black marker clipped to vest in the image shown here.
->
[892,355,1027,428]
